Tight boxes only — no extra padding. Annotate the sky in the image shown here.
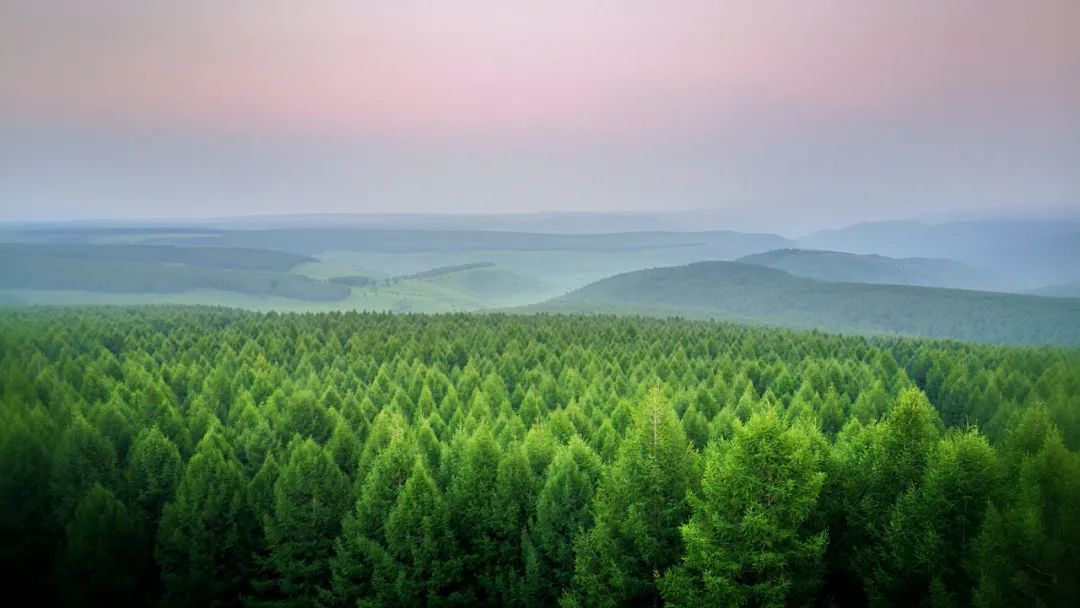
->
[1,0,1078,232]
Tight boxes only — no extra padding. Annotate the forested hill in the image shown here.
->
[797,219,1080,289]
[0,244,347,302]
[1027,280,1080,299]
[736,248,1001,291]
[541,261,1080,346]
[1,307,1077,606]
[0,243,314,271]
[145,227,791,257]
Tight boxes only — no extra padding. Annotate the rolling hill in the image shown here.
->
[0,242,313,270]
[1027,281,1080,299]
[797,219,1080,289]
[0,256,350,301]
[0,242,551,312]
[144,228,792,258]
[537,261,1080,345]
[0,243,346,301]
[736,248,1002,290]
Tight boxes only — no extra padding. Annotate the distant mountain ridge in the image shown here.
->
[537,261,1080,346]
[144,228,793,258]
[736,248,1002,291]
[1026,281,1080,299]
[797,219,1080,289]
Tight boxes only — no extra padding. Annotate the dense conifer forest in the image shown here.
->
[1,307,1078,607]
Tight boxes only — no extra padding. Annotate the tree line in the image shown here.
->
[0,307,1077,607]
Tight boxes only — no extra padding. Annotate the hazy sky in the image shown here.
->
[2,1,1078,231]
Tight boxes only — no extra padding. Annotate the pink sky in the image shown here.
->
[4,1,1078,138]
[1,1,1078,224]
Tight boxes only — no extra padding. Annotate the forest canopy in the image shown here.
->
[1,307,1078,607]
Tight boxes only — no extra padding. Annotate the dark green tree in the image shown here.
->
[367,461,464,606]
[531,437,602,603]
[57,484,141,606]
[51,414,118,524]
[126,426,183,526]
[260,438,351,606]
[156,433,256,607]
[332,424,417,604]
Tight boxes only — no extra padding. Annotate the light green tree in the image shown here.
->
[661,408,827,607]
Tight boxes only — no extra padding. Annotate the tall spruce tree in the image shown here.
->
[661,409,827,607]
[368,460,464,606]
[57,484,141,606]
[531,437,602,603]
[260,438,351,607]
[156,433,256,607]
[332,423,418,604]
[567,388,699,607]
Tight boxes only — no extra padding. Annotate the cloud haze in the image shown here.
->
[2,0,1078,231]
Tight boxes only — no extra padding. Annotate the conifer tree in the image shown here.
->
[971,429,1080,607]
[332,423,417,604]
[369,461,463,606]
[51,414,118,524]
[446,425,508,603]
[0,409,56,598]
[326,419,362,478]
[532,437,602,603]
[847,388,942,599]
[568,388,698,607]
[661,408,827,607]
[261,438,350,606]
[156,434,255,607]
[278,389,333,444]
[126,426,183,527]
[57,484,141,606]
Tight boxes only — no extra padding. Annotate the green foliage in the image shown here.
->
[0,307,1077,606]
[545,261,1080,346]
[127,426,183,526]
[0,409,56,596]
[332,420,418,604]
[662,409,827,607]
[531,438,602,603]
[970,431,1080,607]
[51,414,118,524]
[57,484,142,606]
[155,433,256,607]
[568,388,699,607]
[0,243,313,271]
[0,247,348,301]
[370,461,463,606]
[261,439,350,606]
[737,248,1001,291]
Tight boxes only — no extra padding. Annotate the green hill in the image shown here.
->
[146,227,791,257]
[797,219,1080,289]
[0,244,346,301]
[1027,281,1080,298]
[0,243,313,270]
[736,248,1001,290]
[539,261,1080,345]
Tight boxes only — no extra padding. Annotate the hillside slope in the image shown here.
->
[0,244,346,301]
[797,220,1080,289]
[0,243,313,270]
[1027,281,1080,299]
[736,248,1002,290]
[539,261,1080,345]
[147,228,792,258]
